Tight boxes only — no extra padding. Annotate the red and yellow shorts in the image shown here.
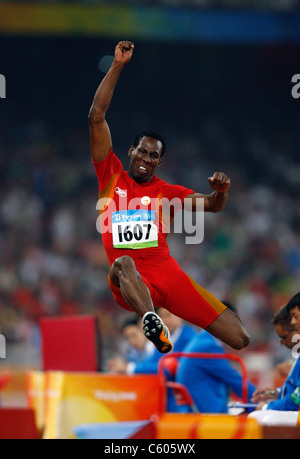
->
[108,256,227,329]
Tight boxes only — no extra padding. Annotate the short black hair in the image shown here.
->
[120,315,139,332]
[272,305,294,331]
[287,292,300,313]
[132,130,166,157]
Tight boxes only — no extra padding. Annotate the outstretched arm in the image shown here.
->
[184,172,230,213]
[88,41,134,162]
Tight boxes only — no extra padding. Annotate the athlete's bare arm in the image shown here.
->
[184,172,230,213]
[88,41,134,162]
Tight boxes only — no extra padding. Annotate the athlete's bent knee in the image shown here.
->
[231,331,250,350]
[111,256,136,277]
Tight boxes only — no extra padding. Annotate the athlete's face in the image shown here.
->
[128,136,163,183]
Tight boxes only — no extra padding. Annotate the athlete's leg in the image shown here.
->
[206,308,250,350]
[157,257,250,351]
[109,255,154,316]
[109,255,173,353]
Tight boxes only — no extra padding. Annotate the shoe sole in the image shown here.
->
[142,312,173,354]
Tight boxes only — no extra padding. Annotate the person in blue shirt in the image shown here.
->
[107,308,196,378]
[134,308,197,375]
[263,358,300,412]
[287,291,300,334]
[107,315,150,373]
[174,303,256,413]
[249,304,300,426]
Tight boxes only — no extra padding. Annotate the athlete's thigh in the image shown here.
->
[154,260,250,349]
[108,269,161,312]
[162,261,227,329]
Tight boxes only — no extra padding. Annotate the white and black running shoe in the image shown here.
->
[142,311,173,354]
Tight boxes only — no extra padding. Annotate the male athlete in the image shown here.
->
[89,41,250,354]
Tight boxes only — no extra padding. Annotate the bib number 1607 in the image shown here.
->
[117,223,152,243]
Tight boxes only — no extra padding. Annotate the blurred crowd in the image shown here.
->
[1,111,300,368]
[2,0,298,11]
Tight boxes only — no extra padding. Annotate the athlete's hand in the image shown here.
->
[208,172,231,193]
[114,41,134,66]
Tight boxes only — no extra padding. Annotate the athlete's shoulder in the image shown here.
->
[93,148,124,187]
[92,148,122,168]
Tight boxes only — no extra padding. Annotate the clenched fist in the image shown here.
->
[114,41,134,66]
[208,172,231,193]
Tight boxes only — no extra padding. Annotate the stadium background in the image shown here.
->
[0,1,300,389]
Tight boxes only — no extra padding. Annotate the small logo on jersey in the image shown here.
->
[115,187,127,198]
[141,196,151,206]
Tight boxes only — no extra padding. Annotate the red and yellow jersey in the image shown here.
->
[93,149,195,267]
[93,150,227,329]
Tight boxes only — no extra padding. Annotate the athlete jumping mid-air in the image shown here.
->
[89,41,250,354]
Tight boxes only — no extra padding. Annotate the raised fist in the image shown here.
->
[114,41,134,66]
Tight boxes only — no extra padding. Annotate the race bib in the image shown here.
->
[112,210,158,249]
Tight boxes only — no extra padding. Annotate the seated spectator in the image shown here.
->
[154,308,197,372]
[287,292,300,334]
[249,304,300,426]
[107,309,197,412]
[107,308,197,375]
[251,305,295,404]
[174,303,256,413]
[106,315,151,374]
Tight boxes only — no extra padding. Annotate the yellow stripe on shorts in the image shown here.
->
[187,275,227,316]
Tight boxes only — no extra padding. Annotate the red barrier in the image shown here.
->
[158,352,249,404]
[0,408,38,439]
[40,315,101,372]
